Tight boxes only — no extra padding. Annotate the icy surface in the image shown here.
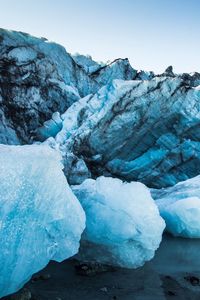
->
[2,27,200,166]
[72,176,165,268]
[72,53,103,74]
[91,58,136,86]
[0,29,137,144]
[152,175,200,237]
[0,144,85,297]
[45,77,200,188]
[7,46,37,64]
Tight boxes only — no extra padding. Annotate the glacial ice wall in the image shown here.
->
[2,29,200,190]
[45,77,200,188]
[0,29,136,144]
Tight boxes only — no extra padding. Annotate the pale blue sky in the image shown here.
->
[0,0,199,73]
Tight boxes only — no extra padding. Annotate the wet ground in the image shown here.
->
[6,234,200,300]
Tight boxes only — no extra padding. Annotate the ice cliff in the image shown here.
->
[1,29,200,189]
[0,29,135,145]
[45,77,200,188]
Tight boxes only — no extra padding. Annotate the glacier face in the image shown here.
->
[0,30,81,144]
[73,176,165,268]
[152,176,200,238]
[0,29,136,145]
[2,29,200,189]
[0,144,85,297]
[46,77,200,188]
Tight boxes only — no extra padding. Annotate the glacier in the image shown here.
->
[0,29,136,145]
[73,176,165,268]
[1,27,200,298]
[2,29,200,189]
[43,77,200,188]
[152,176,200,238]
[0,144,85,297]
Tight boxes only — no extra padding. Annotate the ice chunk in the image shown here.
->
[152,175,200,238]
[72,177,165,268]
[0,144,85,297]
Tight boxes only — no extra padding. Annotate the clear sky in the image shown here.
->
[0,0,199,73]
